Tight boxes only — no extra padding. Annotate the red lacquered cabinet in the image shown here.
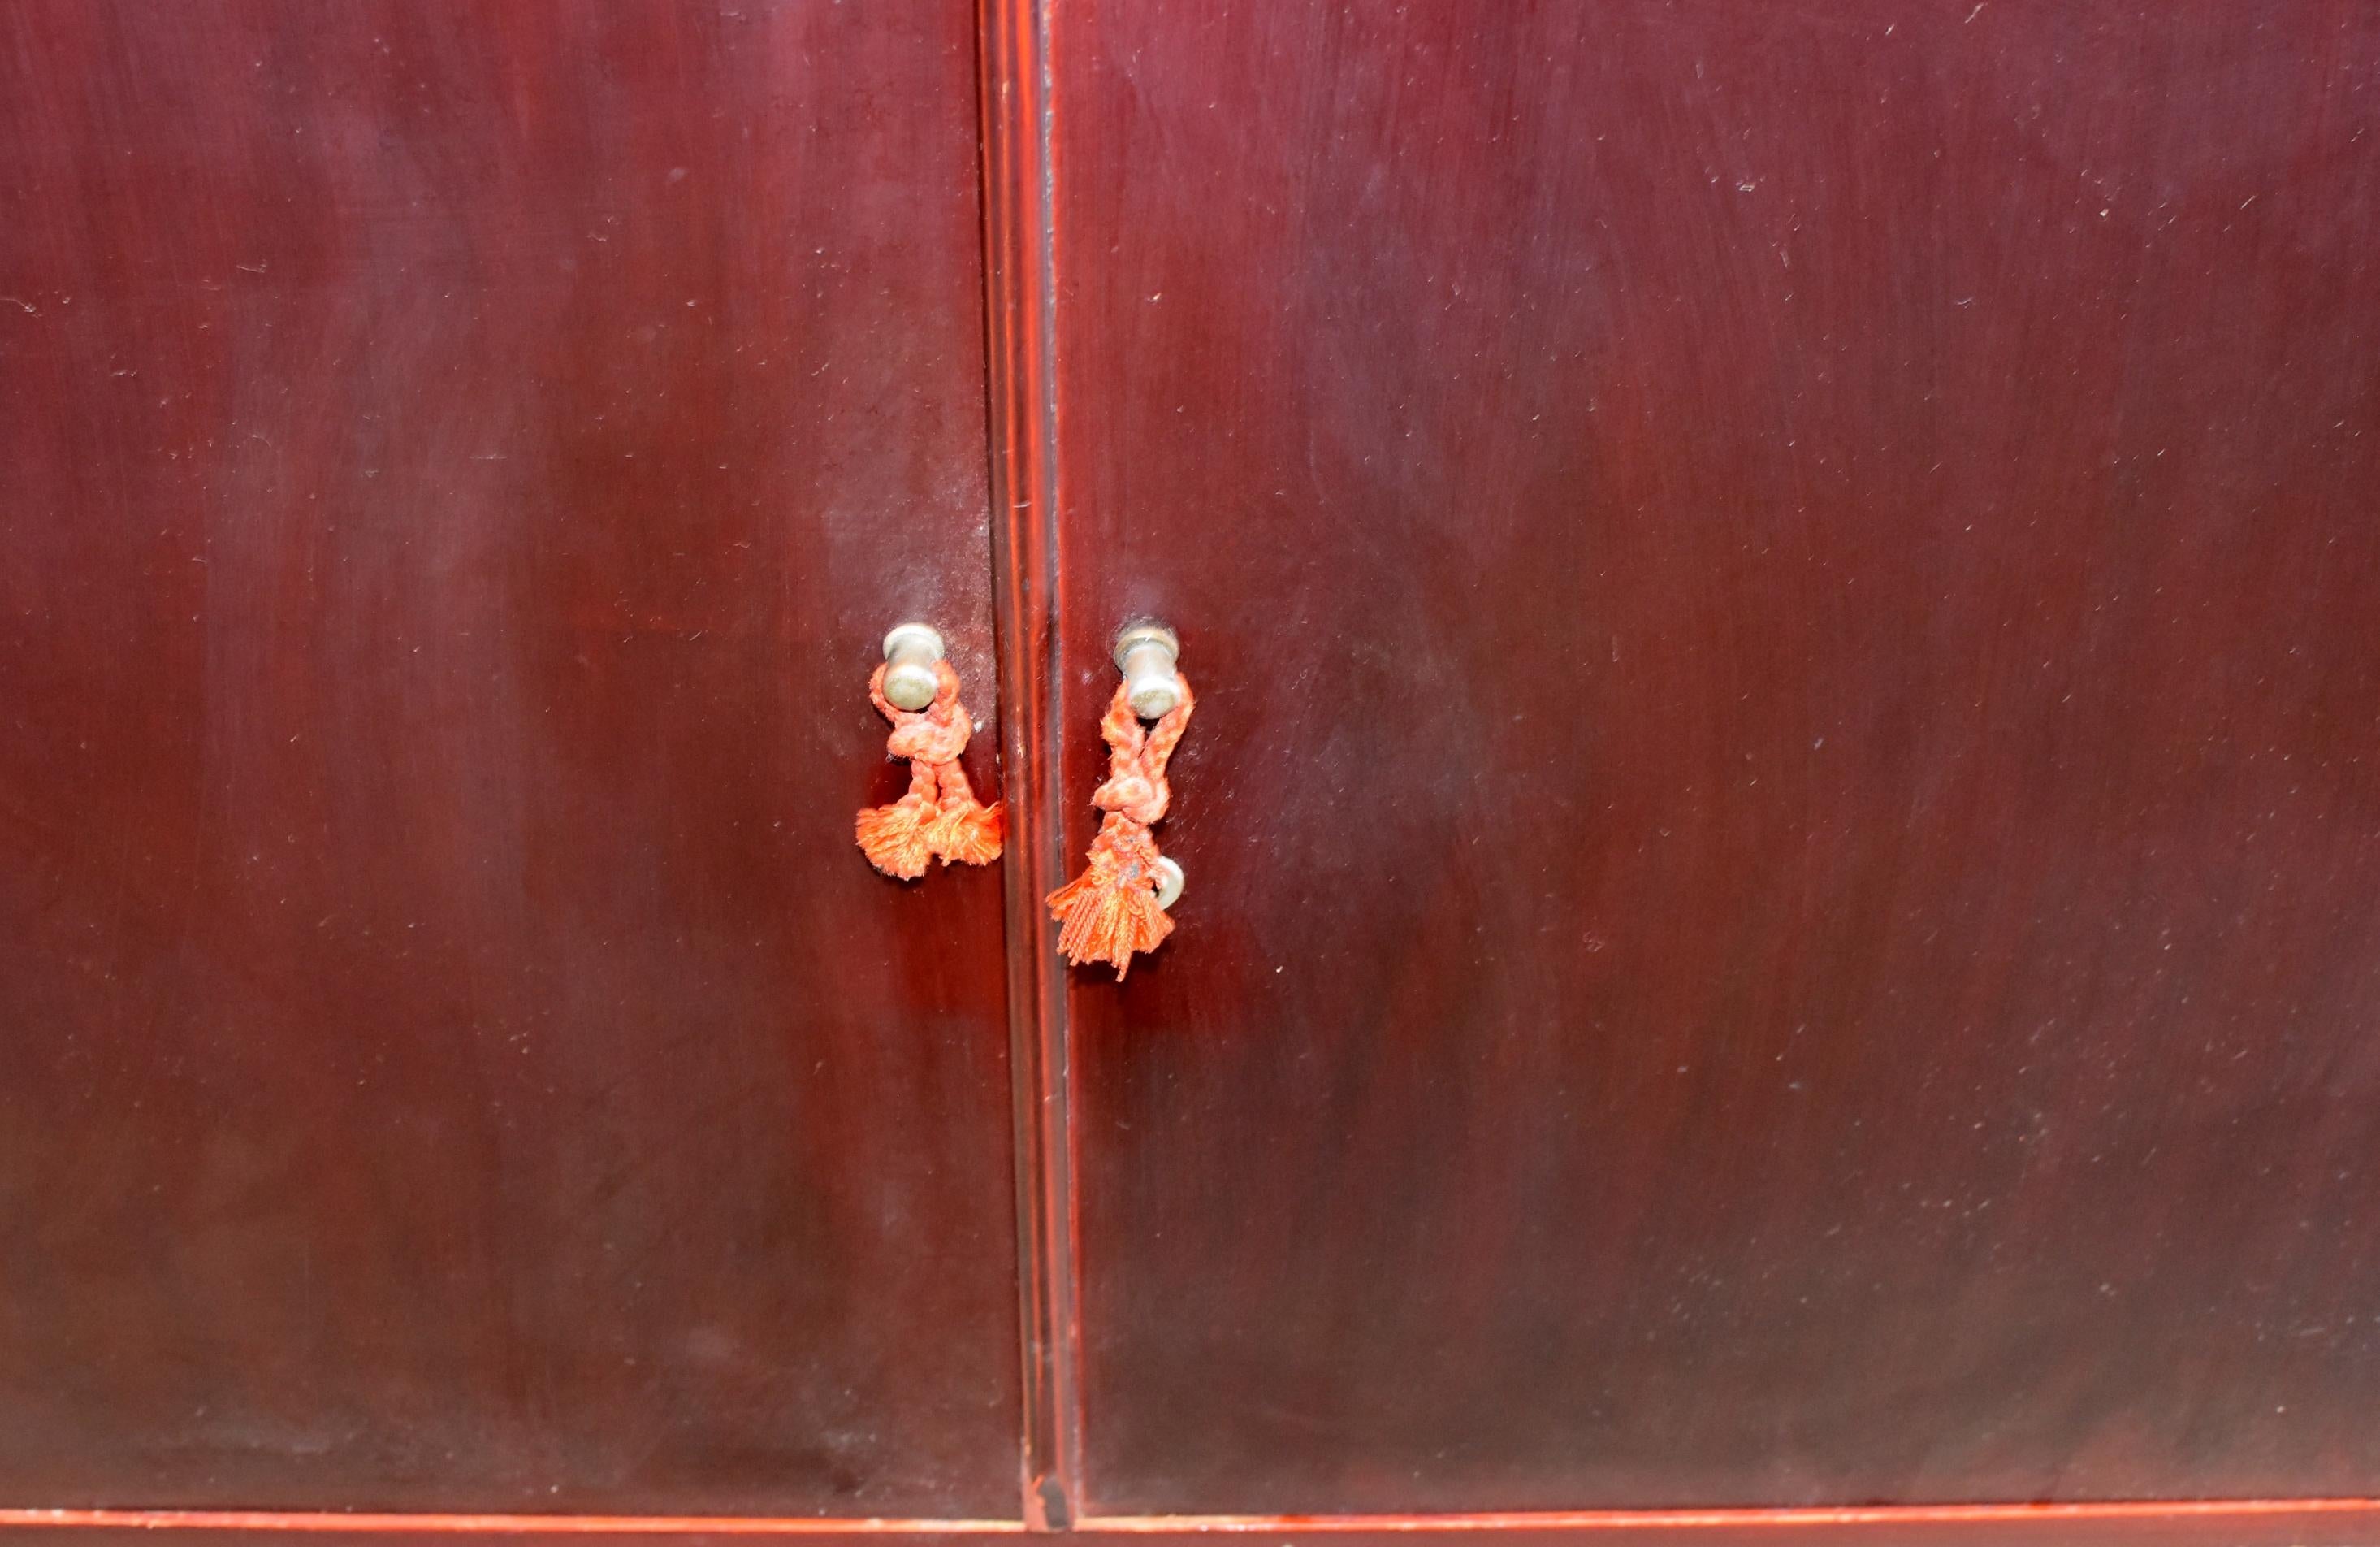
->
[3,2,2378,1545]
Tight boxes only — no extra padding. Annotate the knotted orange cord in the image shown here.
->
[1047,674,1194,978]
[855,659,1003,879]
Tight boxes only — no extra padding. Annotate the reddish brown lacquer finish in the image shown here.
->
[0,0,1018,1516]
[1052,0,2380,1516]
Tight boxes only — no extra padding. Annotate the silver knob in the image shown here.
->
[881,623,946,712]
[1112,622,1182,719]
[1152,856,1184,910]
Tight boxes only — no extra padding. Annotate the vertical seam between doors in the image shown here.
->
[976,0,1080,1529]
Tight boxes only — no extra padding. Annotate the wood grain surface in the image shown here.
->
[0,0,1020,1516]
[1049,0,2380,1515]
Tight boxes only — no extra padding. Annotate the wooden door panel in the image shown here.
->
[1051,0,2380,1514]
[0,0,1018,1515]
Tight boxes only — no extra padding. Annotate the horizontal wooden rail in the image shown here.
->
[5,1497,2380,1544]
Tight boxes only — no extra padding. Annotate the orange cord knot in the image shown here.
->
[856,660,1004,879]
[1047,674,1193,977]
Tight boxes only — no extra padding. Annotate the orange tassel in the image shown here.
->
[857,660,1003,878]
[1049,812,1175,975]
[1048,675,1194,978]
[928,760,1006,866]
[855,761,941,879]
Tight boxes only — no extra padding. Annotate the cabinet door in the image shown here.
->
[0,0,1018,1516]
[1048,0,2380,1516]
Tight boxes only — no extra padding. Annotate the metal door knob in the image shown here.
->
[881,624,946,712]
[1113,623,1183,719]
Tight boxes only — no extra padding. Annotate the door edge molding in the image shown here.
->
[976,0,1080,1531]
